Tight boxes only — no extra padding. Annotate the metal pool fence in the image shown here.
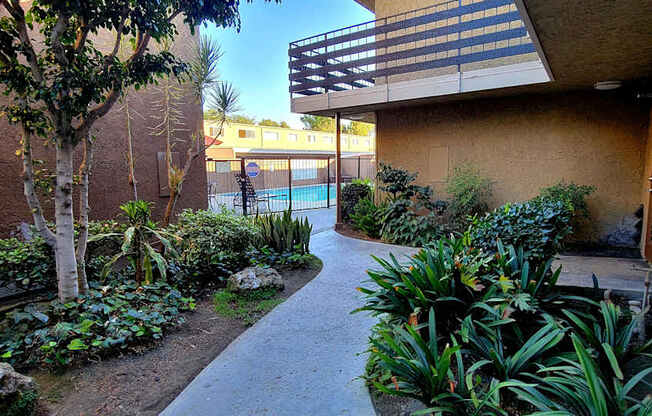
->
[207,156,375,215]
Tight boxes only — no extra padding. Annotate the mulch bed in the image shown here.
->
[30,261,323,416]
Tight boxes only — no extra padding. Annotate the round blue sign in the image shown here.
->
[246,162,261,178]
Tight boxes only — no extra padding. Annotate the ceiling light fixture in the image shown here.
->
[594,80,622,91]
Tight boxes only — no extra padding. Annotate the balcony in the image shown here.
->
[289,0,551,116]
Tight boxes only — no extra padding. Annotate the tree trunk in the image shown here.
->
[21,130,56,247]
[124,93,138,200]
[76,135,93,294]
[55,139,79,302]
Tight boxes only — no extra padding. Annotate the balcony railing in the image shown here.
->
[289,0,538,98]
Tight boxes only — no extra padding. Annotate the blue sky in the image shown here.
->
[203,0,373,129]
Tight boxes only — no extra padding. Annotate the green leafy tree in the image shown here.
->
[301,115,335,132]
[228,114,257,124]
[0,0,277,302]
[258,119,290,128]
[344,121,373,136]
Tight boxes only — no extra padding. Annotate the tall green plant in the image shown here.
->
[562,301,651,379]
[355,236,491,330]
[90,201,178,284]
[461,317,565,381]
[513,334,652,416]
[446,164,493,224]
[255,210,312,255]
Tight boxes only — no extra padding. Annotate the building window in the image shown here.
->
[323,136,334,144]
[288,133,298,142]
[365,139,371,147]
[239,129,255,139]
[209,127,221,137]
[291,160,318,180]
[307,135,317,144]
[352,137,359,145]
[263,131,279,141]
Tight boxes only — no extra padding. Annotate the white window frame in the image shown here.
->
[288,133,298,142]
[263,130,279,141]
[307,134,317,144]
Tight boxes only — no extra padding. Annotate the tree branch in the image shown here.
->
[50,14,70,66]
[74,7,182,141]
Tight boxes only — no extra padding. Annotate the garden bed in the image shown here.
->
[30,260,322,416]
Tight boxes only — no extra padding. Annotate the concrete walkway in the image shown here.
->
[292,207,336,235]
[162,231,416,416]
[556,255,648,292]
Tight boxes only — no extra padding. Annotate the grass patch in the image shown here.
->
[214,288,284,326]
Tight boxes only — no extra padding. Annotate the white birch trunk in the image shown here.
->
[76,135,93,294]
[21,131,56,247]
[55,139,79,301]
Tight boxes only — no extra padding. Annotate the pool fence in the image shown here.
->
[207,155,375,214]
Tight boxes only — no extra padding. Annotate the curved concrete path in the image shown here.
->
[162,230,416,416]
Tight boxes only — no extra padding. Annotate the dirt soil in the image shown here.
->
[31,261,323,416]
[337,223,384,244]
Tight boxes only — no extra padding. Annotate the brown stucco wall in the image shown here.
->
[0,18,207,236]
[376,91,650,243]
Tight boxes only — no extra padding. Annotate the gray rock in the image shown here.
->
[227,267,284,292]
[0,362,36,400]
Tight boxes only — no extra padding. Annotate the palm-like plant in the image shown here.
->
[562,301,652,379]
[512,334,652,416]
[90,201,178,284]
[355,236,492,330]
[460,316,565,381]
[371,309,530,416]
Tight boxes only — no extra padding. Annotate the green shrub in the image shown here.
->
[536,181,596,240]
[342,183,372,222]
[350,198,385,239]
[0,280,195,370]
[255,210,312,255]
[537,181,596,221]
[374,163,442,246]
[173,208,259,285]
[0,237,56,291]
[2,389,38,416]
[472,199,573,266]
[445,164,493,225]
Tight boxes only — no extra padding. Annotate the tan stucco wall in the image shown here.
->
[641,108,652,259]
[376,91,650,243]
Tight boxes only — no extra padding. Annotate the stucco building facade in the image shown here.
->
[291,0,652,256]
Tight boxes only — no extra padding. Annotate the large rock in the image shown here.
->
[227,267,284,292]
[0,362,37,404]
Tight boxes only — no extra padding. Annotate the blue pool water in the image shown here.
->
[258,184,337,202]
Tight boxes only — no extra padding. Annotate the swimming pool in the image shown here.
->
[258,183,337,202]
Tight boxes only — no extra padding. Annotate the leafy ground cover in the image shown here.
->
[28,260,322,416]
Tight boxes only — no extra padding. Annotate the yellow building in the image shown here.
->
[205,121,375,159]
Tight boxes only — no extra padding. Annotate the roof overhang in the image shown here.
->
[521,0,652,90]
[353,0,374,13]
